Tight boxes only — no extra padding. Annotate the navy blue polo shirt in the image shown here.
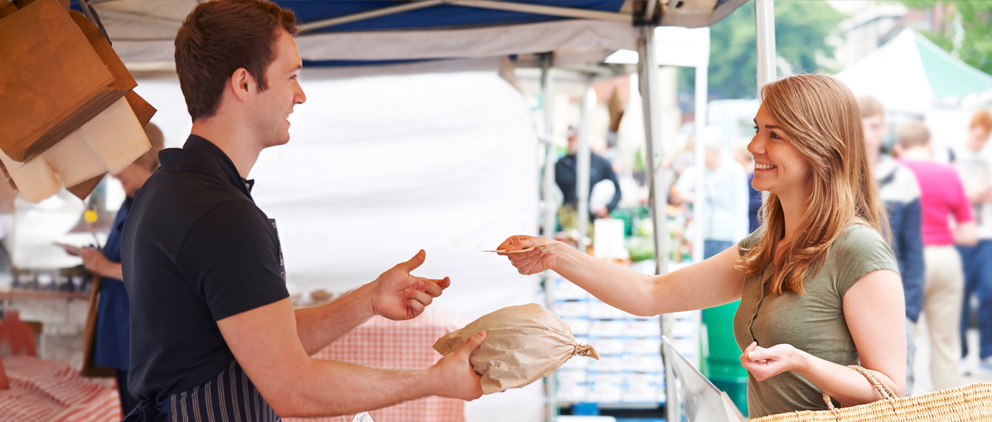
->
[121,135,289,403]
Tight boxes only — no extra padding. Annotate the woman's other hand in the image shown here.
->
[740,341,805,381]
[496,235,560,275]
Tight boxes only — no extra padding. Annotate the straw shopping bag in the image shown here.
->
[751,366,992,422]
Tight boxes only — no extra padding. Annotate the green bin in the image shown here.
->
[710,375,748,417]
[703,300,743,363]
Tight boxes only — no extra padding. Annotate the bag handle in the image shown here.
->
[821,365,898,420]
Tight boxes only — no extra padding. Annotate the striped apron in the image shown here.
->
[124,360,279,422]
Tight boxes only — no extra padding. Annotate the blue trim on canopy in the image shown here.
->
[72,0,628,32]
[277,0,626,33]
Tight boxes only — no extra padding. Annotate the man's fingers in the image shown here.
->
[407,288,434,307]
[437,276,451,290]
[406,299,425,318]
[417,278,445,297]
[457,331,487,356]
[396,249,426,272]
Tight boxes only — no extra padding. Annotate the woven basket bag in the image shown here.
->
[751,366,992,422]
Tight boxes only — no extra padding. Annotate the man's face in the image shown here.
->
[861,114,884,167]
[969,125,991,152]
[862,115,884,152]
[252,29,306,148]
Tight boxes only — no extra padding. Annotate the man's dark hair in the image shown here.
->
[174,0,297,121]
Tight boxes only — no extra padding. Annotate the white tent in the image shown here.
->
[836,27,992,116]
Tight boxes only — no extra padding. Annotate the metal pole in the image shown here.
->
[754,0,777,90]
[576,82,594,250]
[637,25,676,422]
[540,54,557,243]
[539,54,559,422]
[692,64,707,263]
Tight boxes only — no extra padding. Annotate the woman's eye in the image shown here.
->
[753,125,759,133]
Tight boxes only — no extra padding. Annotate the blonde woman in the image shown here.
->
[497,74,905,417]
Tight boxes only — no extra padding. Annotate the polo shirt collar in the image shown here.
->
[165,135,255,197]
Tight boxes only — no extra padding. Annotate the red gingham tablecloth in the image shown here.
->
[284,310,466,422]
[0,355,122,422]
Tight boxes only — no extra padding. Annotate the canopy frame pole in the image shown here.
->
[691,63,708,263]
[637,25,674,422]
[576,81,594,249]
[539,54,557,246]
[755,0,775,207]
[755,0,777,89]
[538,53,559,422]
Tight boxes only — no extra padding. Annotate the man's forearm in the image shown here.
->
[294,284,375,355]
[284,359,438,417]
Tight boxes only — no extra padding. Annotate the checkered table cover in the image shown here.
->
[284,310,466,422]
[0,355,122,422]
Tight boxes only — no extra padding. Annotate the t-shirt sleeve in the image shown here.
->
[952,173,975,224]
[176,201,289,321]
[834,225,899,298]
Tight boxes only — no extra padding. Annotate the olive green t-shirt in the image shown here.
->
[732,224,898,418]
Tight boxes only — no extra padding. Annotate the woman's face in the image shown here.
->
[748,103,813,201]
[113,162,153,197]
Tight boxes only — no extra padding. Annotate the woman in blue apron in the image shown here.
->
[78,123,164,416]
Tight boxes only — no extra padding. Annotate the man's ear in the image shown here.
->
[230,68,254,102]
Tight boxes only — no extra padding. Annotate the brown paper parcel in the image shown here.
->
[433,303,598,394]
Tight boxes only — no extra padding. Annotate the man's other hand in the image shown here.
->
[430,331,486,400]
[371,249,450,320]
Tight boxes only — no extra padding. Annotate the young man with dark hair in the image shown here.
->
[122,1,484,421]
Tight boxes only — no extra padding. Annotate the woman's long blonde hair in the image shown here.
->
[738,74,887,295]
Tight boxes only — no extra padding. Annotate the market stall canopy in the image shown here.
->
[73,0,746,69]
[836,27,992,116]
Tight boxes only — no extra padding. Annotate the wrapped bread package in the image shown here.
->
[433,303,598,394]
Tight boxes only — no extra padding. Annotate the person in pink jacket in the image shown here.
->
[895,120,977,391]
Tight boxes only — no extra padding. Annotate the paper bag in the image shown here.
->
[0,97,151,203]
[0,0,128,162]
[433,303,598,394]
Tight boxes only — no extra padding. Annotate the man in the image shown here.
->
[121,1,484,420]
[896,120,977,391]
[955,109,992,375]
[858,95,924,394]
[555,126,622,220]
[673,127,748,259]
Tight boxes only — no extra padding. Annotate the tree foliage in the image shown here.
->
[893,0,992,74]
[679,0,846,100]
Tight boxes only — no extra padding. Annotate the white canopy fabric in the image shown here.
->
[836,28,992,115]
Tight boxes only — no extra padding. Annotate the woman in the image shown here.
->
[498,74,905,417]
[78,123,165,415]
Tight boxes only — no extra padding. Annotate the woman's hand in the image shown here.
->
[79,247,124,280]
[740,341,806,381]
[496,235,561,275]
